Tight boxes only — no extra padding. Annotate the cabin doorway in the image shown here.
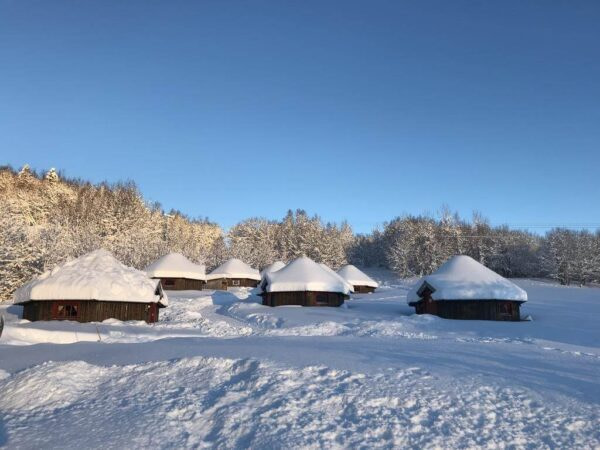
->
[498,302,514,321]
[147,304,157,323]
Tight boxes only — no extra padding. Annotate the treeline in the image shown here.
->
[0,166,222,300]
[1,165,599,300]
[350,210,600,285]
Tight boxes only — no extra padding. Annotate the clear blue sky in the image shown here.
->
[1,1,599,234]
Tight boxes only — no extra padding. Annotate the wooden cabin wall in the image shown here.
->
[159,277,205,290]
[414,299,521,321]
[262,291,346,307]
[353,285,376,294]
[205,278,259,290]
[22,300,161,323]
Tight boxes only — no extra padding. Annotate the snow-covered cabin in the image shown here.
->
[145,253,206,291]
[13,249,168,324]
[205,258,261,290]
[258,261,287,293]
[261,257,351,307]
[407,255,527,321]
[337,265,378,293]
[261,261,286,277]
[319,263,354,293]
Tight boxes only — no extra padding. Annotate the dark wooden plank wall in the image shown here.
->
[205,278,259,290]
[159,277,205,290]
[353,285,376,294]
[262,291,346,307]
[22,300,161,323]
[414,299,522,321]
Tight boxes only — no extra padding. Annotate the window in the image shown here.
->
[316,293,329,305]
[231,279,240,286]
[53,301,80,320]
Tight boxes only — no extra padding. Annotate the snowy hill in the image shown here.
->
[0,270,598,448]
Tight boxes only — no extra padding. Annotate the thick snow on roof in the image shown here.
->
[264,257,352,294]
[14,249,167,306]
[337,265,379,288]
[145,253,206,281]
[407,255,527,304]
[207,258,261,281]
[319,263,355,293]
[261,261,286,277]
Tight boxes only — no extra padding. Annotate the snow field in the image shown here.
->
[0,356,597,449]
[0,272,599,448]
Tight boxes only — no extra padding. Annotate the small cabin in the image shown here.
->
[407,255,527,321]
[337,264,378,293]
[13,249,168,324]
[145,252,206,291]
[319,263,355,294]
[206,258,261,290]
[260,257,351,307]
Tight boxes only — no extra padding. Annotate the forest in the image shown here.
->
[1,164,599,300]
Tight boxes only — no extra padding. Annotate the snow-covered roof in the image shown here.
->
[145,253,206,281]
[207,258,261,281]
[261,261,286,277]
[406,255,527,305]
[319,263,355,293]
[337,265,378,288]
[264,257,352,294]
[14,249,168,306]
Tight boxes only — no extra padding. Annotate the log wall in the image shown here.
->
[205,278,259,290]
[22,300,161,323]
[262,291,346,307]
[158,277,205,291]
[412,297,522,321]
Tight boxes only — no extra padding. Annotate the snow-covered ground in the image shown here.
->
[0,271,598,448]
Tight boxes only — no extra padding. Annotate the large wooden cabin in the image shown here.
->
[407,255,527,321]
[14,249,168,324]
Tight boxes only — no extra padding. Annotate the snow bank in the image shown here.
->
[337,264,379,288]
[207,258,261,281]
[13,249,167,306]
[145,252,206,281]
[407,255,527,304]
[264,257,352,294]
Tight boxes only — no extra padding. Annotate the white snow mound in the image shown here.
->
[265,257,352,294]
[145,253,206,281]
[207,258,261,281]
[407,255,527,304]
[13,249,167,306]
[337,264,379,288]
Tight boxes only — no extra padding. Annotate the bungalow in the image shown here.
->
[145,252,206,290]
[206,258,261,290]
[261,257,351,307]
[13,249,168,323]
[337,264,378,293]
[319,263,354,293]
[406,255,527,321]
